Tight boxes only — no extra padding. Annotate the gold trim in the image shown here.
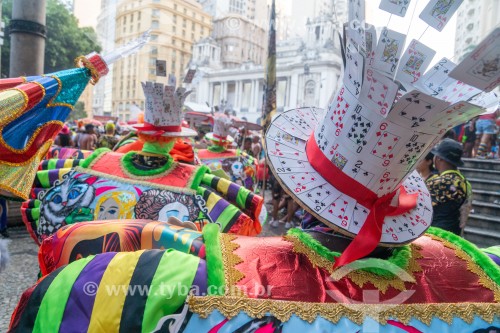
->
[0,88,29,128]
[219,233,245,296]
[188,296,499,325]
[46,74,63,105]
[427,234,500,302]
[72,166,198,195]
[74,56,101,84]
[284,234,422,293]
[0,120,63,155]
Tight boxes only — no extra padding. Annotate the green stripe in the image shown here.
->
[201,173,215,186]
[81,148,110,169]
[216,204,240,231]
[235,187,249,210]
[37,171,50,188]
[32,255,95,333]
[202,224,224,295]
[142,250,200,333]
[32,207,40,220]
[48,159,57,170]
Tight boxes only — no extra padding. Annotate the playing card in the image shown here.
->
[373,28,407,78]
[286,172,327,194]
[155,60,167,77]
[441,80,481,104]
[295,107,322,128]
[359,68,399,117]
[268,154,316,174]
[267,138,308,161]
[396,39,436,87]
[389,90,450,129]
[321,195,356,229]
[348,0,366,51]
[266,124,306,151]
[298,183,342,215]
[283,111,313,135]
[362,25,377,64]
[394,131,437,169]
[449,27,500,92]
[344,48,364,96]
[415,57,457,97]
[349,204,370,233]
[272,115,310,141]
[184,69,196,83]
[425,101,484,133]
[419,0,464,32]
[372,169,403,195]
[469,91,499,113]
[168,74,177,87]
[379,0,412,17]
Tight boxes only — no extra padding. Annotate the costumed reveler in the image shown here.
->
[5,7,500,333]
[197,113,259,191]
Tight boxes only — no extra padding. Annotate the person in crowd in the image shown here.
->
[461,118,477,158]
[243,137,254,157]
[475,109,500,158]
[427,139,472,235]
[269,179,299,229]
[416,152,437,182]
[73,120,85,148]
[0,198,8,238]
[78,124,98,150]
[54,124,74,147]
[251,135,263,159]
[97,122,119,149]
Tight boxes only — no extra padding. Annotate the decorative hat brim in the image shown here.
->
[206,133,234,143]
[265,107,433,247]
[132,123,197,137]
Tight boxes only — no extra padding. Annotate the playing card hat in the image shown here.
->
[265,30,494,267]
[431,138,464,167]
[133,82,197,137]
[206,114,235,145]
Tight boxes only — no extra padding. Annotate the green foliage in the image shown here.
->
[67,101,87,122]
[1,0,101,77]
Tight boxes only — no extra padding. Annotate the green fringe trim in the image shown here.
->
[190,165,211,190]
[121,152,174,177]
[426,227,500,286]
[207,145,227,153]
[80,148,111,169]
[287,228,412,278]
[203,224,225,295]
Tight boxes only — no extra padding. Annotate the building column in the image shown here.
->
[9,0,46,76]
[289,72,299,108]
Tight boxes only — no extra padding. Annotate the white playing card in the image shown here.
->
[268,155,316,174]
[415,57,457,98]
[349,204,370,233]
[396,40,436,88]
[266,124,306,151]
[469,91,499,113]
[373,28,407,78]
[286,172,327,194]
[419,0,464,32]
[363,25,377,65]
[348,0,366,51]
[321,195,356,230]
[359,68,399,117]
[425,101,484,133]
[394,131,437,169]
[272,116,309,141]
[379,0,412,17]
[282,112,313,135]
[441,81,481,104]
[298,183,342,215]
[449,27,500,92]
[295,107,322,128]
[344,48,364,97]
[389,90,450,130]
[267,138,308,161]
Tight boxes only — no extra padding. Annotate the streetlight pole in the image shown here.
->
[9,0,47,77]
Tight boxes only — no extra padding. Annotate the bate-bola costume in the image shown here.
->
[3,9,500,333]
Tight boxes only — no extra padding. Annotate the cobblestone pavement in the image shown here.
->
[0,197,292,331]
[0,227,39,332]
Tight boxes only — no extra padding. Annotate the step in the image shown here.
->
[462,158,500,171]
[464,226,500,248]
[467,213,500,230]
[467,178,500,192]
[472,189,500,204]
[471,201,500,216]
[460,168,500,182]
[7,200,24,227]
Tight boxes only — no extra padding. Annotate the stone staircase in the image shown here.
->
[460,158,500,248]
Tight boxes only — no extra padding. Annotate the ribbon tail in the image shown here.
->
[333,205,385,268]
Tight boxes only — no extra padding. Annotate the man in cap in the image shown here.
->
[428,138,472,235]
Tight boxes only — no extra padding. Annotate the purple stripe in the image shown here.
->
[227,183,239,201]
[56,159,66,169]
[59,253,116,331]
[192,259,207,296]
[208,197,230,221]
[48,170,60,185]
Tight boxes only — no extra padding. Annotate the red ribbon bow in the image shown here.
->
[305,135,418,268]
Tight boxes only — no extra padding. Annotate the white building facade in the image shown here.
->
[190,14,343,123]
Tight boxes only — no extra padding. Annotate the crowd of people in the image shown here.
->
[53,120,121,151]
[454,110,500,159]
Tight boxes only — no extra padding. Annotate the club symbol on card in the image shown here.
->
[348,114,372,146]
[332,152,348,170]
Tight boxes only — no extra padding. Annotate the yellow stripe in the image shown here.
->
[206,193,219,213]
[216,177,231,194]
[88,251,144,333]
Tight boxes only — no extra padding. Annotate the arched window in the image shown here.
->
[304,80,316,106]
